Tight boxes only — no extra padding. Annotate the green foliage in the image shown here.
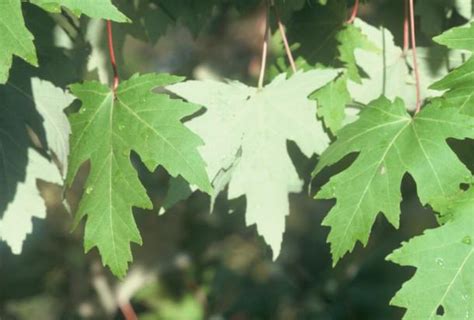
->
[432,23,474,116]
[387,188,474,320]
[67,74,211,277]
[313,97,474,264]
[168,70,337,257]
[0,149,62,254]
[0,1,473,317]
[30,0,130,22]
[336,23,378,83]
[311,74,351,134]
[0,0,37,84]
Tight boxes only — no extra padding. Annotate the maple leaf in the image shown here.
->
[416,0,472,37]
[431,22,474,117]
[0,79,71,253]
[30,0,130,22]
[168,70,338,257]
[311,74,351,134]
[30,78,74,175]
[346,19,464,110]
[0,0,38,84]
[387,187,474,320]
[0,149,62,254]
[313,97,474,264]
[67,73,211,277]
[336,23,378,83]
[346,19,414,106]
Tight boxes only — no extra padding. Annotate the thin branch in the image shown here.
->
[106,20,120,94]
[403,0,409,53]
[408,0,421,113]
[119,302,138,320]
[271,1,296,73]
[346,0,360,24]
[258,2,270,90]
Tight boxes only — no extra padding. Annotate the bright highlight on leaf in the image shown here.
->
[0,149,62,254]
[67,73,211,277]
[0,0,38,84]
[168,70,338,258]
[313,97,474,264]
[387,188,474,320]
[0,78,71,253]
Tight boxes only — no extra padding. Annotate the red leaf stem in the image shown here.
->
[106,20,119,94]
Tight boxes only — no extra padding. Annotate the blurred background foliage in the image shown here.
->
[0,0,472,319]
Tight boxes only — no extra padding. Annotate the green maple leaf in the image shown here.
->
[168,70,338,257]
[336,22,378,83]
[431,23,474,117]
[387,188,474,320]
[0,0,38,84]
[30,0,130,22]
[313,97,474,264]
[67,73,211,277]
[311,74,351,134]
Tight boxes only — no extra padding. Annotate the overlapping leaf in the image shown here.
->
[30,78,74,175]
[416,0,472,37]
[431,22,474,116]
[311,74,351,134]
[387,188,474,320]
[346,19,414,106]
[0,78,71,253]
[168,70,338,257]
[30,0,129,22]
[0,0,38,84]
[344,19,464,110]
[313,97,474,264]
[67,73,211,277]
[0,149,62,254]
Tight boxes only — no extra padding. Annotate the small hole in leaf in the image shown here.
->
[436,305,445,315]
[460,183,469,191]
[245,95,251,101]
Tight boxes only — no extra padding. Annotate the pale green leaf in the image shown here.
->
[387,188,474,320]
[30,0,130,22]
[0,149,62,254]
[347,19,415,107]
[31,78,74,175]
[0,0,38,84]
[67,73,211,277]
[313,97,474,264]
[168,70,338,257]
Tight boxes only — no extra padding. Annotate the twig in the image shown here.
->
[271,1,296,73]
[119,302,138,320]
[403,0,409,53]
[346,0,359,24]
[258,2,270,89]
[408,0,421,113]
[106,20,119,94]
